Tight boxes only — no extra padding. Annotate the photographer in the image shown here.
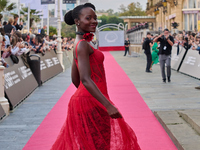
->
[143,32,153,73]
[154,29,174,83]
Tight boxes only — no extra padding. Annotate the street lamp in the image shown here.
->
[162,0,167,7]
[162,0,167,14]
[154,9,157,16]
[155,8,159,15]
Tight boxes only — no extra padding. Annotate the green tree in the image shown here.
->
[0,0,16,21]
[119,2,146,16]
[49,26,57,36]
[61,22,76,38]
[98,15,124,28]
[20,7,42,28]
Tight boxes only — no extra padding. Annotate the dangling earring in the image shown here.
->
[77,23,80,26]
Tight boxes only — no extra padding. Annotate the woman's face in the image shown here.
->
[77,7,98,33]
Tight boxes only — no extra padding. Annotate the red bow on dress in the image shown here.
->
[83,33,94,42]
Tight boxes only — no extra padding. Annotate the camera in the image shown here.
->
[161,35,166,40]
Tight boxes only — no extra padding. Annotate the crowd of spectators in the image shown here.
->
[0,15,74,68]
[173,30,200,54]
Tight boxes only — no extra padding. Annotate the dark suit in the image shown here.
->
[124,40,130,56]
[15,23,23,30]
[41,28,46,37]
[144,38,152,72]
[4,24,14,34]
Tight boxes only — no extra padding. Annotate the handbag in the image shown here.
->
[10,54,19,64]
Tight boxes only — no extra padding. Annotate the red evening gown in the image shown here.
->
[50,39,141,150]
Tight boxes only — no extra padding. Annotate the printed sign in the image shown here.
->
[4,56,38,109]
[171,46,186,70]
[30,50,63,82]
[63,0,76,4]
[41,0,55,4]
[179,49,200,79]
[99,31,125,47]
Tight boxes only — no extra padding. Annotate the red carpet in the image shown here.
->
[99,46,125,51]
[23,52,177,150]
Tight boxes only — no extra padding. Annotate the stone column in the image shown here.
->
[128,20,132,29]
[57,0,64,70]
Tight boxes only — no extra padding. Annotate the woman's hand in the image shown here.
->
[106,104,122,119]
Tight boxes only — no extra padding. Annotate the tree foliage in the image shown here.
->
[61,22,76,38]
[49,26,57,36]
[97,9,119,16]
[119,2,146,16]
[0,0,16,12]
[98,15,124,29]
[20,7,42,28]
[0,0,16,21]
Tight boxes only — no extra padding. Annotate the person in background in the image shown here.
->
[0,36,9,68]
[124,37,130,56]
[4,17,14,34]
[41,25,47,37]
[143,32,153,73]
[29,34,36,52]
[3,21,7,27]
[14,14,23,31]
[151,35,159,70]
[154,29,174,83]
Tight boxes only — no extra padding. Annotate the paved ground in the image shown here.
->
[0,51,200,150]
[111,51,200,111]
[0,68,71,150]
[111,51,200,150]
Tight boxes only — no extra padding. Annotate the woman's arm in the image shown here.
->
[152,43,157,51]
[71,58,80,88]
[77,41,122,119]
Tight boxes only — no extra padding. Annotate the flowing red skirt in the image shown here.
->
[50,93,141,150]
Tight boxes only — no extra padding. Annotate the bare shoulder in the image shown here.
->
[77,40,92,55]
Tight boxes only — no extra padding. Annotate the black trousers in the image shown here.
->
[124,47,129,56]
[145,53,152,71]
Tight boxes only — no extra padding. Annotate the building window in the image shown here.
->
[184,14,188,30]
[189,14,193,30]
[183,0,187,8]
[194,13,197,30]
[189,0,196,8]
[198,0,200,8]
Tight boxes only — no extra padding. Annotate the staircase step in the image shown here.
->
[154,111,200,150]
[178,109,200,135]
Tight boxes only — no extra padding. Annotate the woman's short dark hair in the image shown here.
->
[64,3,95,25]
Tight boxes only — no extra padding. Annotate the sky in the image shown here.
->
[9,0,147,13]
[10,0,147,11]
[88,0,147,12]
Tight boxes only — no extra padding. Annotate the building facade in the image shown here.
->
[146,0,200,31]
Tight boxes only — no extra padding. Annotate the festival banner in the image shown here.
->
[41,0,55,4]
[63,0,76,4]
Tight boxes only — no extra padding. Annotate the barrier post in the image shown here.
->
[0,34,10,116]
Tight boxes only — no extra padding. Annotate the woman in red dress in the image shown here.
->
[51,3,141,150]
